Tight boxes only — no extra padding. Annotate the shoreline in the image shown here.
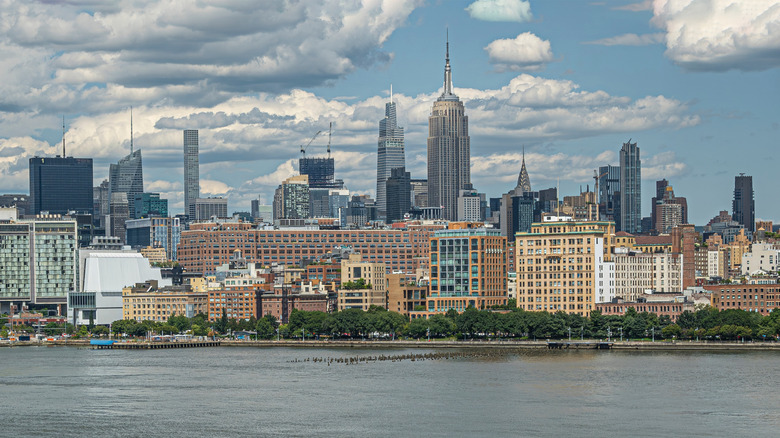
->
[3,339,780,351]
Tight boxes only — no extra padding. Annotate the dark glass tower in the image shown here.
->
[385,167,411,223]
[619,140,641,233]
[183,129,199,219]
[299,157,343,189]
[29,157,93,215]
[733,174,755,233]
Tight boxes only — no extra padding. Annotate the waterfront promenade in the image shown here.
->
[3,338,780,351]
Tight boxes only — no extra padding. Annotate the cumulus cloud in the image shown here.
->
[584,33,665,46]
[613,0,652,11]
[652,0,780,71]
[485,32,556,71]
[466,0,532,22]
[0,0,423,114]
[642,150,687,179]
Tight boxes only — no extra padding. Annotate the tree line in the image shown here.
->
[102,305,780,341]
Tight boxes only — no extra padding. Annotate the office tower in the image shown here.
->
[109,149,144,218]
[410,179,428,208]
[376,88,405,216]
[273,175,309,220]
[29,157,93,216]
[134,192,168,218]
[183,129,199,219]
[194,197,228,221]
[299,157,344,189]
[427,38,470,221]
[125,216,182,261]
[251,199,273,222]
[309,188,331,218]
[0,219,77,312]
[385,167,411,223]
[457,188,483,222]
[733,174,755,233]
[619,140,641,233]
[109,192,130,243]
[428,226,507,312]
[93,180,110,229]
[598,164,620,223]
[652,182,688,233]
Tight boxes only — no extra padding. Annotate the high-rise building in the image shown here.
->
[109,149,144,219]
[0,194,29,217]
[134,192,168,218]
[619,140,641,234]
[457,188,483,222]
[0,219,78,312]
[183,130,199,219]
[93,180,110,230]
[733,174,755,233]
[376,89,405,217]
[428,225,507,312]
[109,192,130,243]
[299,157,344,189]
[427,38,470,221]
[251,199,273,222]
[516,148,532,195]
[126,217,182,261]
[598,164,620,223]
[410,179,428,208]
[29,157,93,216]
[273,175,309,220]
[194,197,228,221]
[652,182,688,234]
[385,167,411,223]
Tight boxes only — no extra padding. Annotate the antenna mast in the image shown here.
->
[130,106,134,154]
[327,122,332,158]
[62,116,66,157]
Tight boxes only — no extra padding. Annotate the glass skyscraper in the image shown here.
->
[733,174,755,233]
[29,156,93,215]
[619,140,641,234]
[376,90,405,218]
[109,149,144,218]
[427,39,470,221]
[183,130,199,219]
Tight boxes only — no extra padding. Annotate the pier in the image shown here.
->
[91,341,221,350]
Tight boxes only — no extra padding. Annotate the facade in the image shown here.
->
[515,218,615,316]
[619,140,641,234]
[183,130,200,220]
[457,189,483,222]
[386,273,427,316]
[741,243,779,275]
[376,94,405,217]
[428,225,507,312]
[109,150,144,219]
[251,201,273,222]
[300,157,343,189]
[134,192,168,218]
[410,179,428,208]
[338,254,387,311]
[69,251,164,326]
[613,249,683,301]
[733,174,755,233]
[427,40,470,221]
[385,167,411,223]
[598,164,620,225]
[126,217,182,261]
[29,157,93,216]
[93,180,110,230]
[596,293,694,322]
[122,280,207,322]
[707,283,780,316]
[652,182,688,234]
[273,175,309,220]
[108,192,130,243]
[195,197,228,221]
[178,221,445,275]
[208,289,258,322]
[0,219,77,312]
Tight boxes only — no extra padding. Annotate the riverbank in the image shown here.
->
[3,338,780,351]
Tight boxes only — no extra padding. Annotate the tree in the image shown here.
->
[661,324,682,339]
[217,309,228,333]
[91,325,109,337]
[256,318,275,339]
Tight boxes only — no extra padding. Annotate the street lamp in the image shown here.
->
[619,327,623,342]
[568,326,571,341]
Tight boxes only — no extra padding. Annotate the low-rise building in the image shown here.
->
[596,292,694,322]
[386,273,427,315]
[122,280,207,322]
[613,249,683,301]
[706,283,780,316]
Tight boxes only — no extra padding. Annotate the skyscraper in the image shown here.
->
[427,37,470,221]
[183,129,199,219]
[619,140,641,234]
[598,164,620,224]
[109,149,144,218]
[516,147,532,195]
[733,174,755,233]
[385,167,411,223]
[376,87,405,217]
[29,157,93,216]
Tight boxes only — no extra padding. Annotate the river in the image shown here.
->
[1,346,777,437]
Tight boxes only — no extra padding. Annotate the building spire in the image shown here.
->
[62,115,66,157]
[130,106,134,154]
[443,29,453,97]
[516,146,532,194]
[390,83,393,103]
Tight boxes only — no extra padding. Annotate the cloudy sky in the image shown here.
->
[0,0,778,224]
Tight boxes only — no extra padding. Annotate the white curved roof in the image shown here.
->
[82,252,163,292]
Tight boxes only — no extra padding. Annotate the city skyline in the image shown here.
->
[0,1,777,224]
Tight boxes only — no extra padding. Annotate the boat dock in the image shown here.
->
[91,340,221,350]
[547,341,613,350]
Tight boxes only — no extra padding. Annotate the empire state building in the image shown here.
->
[427,38,470,221]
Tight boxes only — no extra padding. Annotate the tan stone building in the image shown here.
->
[516,217,614,316]
[140,246,167,264]
[337,254,387,311]
[613,249,683,301]
[122,280,207,322]
[386,273,427,316]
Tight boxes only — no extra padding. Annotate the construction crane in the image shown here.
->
[300,130,322,158]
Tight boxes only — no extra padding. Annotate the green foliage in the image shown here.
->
[342,278,372,290]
